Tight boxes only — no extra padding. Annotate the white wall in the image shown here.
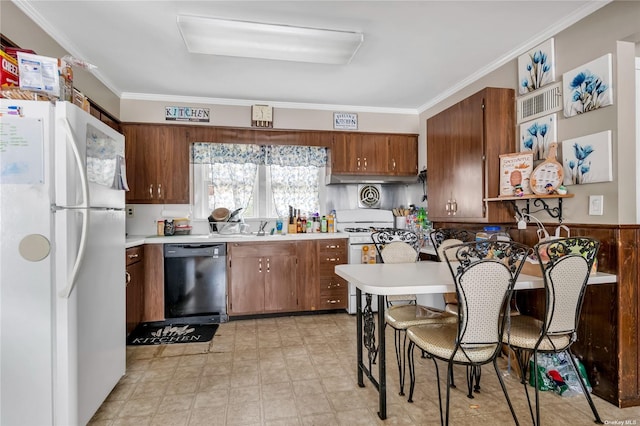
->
[5,0,639,225]
[120,99,419,133]
[420,0,640,225]
[637,56,640,223]
[0,2,121,117]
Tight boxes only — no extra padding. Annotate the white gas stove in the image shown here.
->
[334,209,395,314]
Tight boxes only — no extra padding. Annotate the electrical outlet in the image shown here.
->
[589,195,604,216]
[126,206,135,217]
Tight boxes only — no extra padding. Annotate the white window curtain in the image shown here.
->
[192,143,264,213]
[266,145,327,217]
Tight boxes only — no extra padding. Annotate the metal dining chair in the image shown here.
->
[407,240,530,426]
[370,229,457,397]
[429,228,485,397]
[503,237,603,425]
[429,228,476,314]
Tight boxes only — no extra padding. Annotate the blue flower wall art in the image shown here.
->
[562,130,612,185]
[518,38,555,95]
[563,54,613,118]
[519,114,557,161]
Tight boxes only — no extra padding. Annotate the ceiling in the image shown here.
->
[14,1,609,113]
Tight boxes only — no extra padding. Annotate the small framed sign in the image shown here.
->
[499,152,534,197]
[333,112,358,130]
[165,106,210,122]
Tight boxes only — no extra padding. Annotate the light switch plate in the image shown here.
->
[589,195,604,215]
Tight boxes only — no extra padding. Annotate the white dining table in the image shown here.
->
[334,261,617,420]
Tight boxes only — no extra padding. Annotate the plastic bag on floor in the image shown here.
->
[528,353,592,396]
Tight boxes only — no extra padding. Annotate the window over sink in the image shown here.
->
[191,143,327,220]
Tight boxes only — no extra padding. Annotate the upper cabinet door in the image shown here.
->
[388,134,418,176]
[330,132,417,175]
[331,133,358,174]
[427,87,514,223]
[123,125,190,204]
[359,134,388,174]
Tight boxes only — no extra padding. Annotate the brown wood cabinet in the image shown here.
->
[330,133,417,176]
[125,246,144,335]
[388,134,418,176]
[332,133,387,174]
[296,240,320,311]
[228,242,298,315]
[122,124,190,204]
[317,239,348,309]
[142,244,165,322]
[426,87,513,223]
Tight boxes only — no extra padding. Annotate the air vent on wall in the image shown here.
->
[517,81,562,123]
[358,184,381,208]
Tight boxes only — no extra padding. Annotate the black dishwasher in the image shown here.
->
[164,243,227,322]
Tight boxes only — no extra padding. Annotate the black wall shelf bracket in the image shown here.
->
[505,197,565,223]
[485,194,572,223]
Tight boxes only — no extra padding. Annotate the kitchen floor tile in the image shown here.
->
[94,313,640,426]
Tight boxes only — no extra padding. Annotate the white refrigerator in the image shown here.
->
[0,100,127,425]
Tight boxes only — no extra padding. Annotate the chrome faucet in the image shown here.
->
[257,221,268,236]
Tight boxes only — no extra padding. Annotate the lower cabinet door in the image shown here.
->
[229,256,265,315]
[264,255,298,312]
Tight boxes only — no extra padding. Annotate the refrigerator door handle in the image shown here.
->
[58,117,91,298]
[58,117,90,209]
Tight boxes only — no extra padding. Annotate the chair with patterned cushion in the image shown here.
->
[429,228,476,314]
[503,237,602,426]
[430,228,487,397]
[370,229,457,397]
[407,240,530,425]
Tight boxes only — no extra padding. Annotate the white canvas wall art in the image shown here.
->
[563,53,613,117]
[518,38,555,95]
[519,113,557,161]
[562,130,612,185]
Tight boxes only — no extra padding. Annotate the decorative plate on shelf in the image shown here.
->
[530,143,563,195]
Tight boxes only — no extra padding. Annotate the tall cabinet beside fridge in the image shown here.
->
[0,100,127,425]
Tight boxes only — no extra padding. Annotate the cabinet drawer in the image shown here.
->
[319,253,346,265]
[126,246,144,266]
[319,275,347,291]
[318,239,347,253]
[319,264,345,278]
[318,293,347,310]
[230,242,296,258]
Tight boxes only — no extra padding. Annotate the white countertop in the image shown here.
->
[126,232,348,248]
[335,262,617,296]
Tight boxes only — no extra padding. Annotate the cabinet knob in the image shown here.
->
[157,183,162,198]
[149,184,154,198]
[127,253,139,259]
[125,271,131,286]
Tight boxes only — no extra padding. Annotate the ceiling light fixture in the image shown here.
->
[177,15,363,65]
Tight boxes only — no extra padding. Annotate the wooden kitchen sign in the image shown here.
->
[499,151,534,197]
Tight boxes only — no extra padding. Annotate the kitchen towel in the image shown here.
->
[126,322,218,346]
